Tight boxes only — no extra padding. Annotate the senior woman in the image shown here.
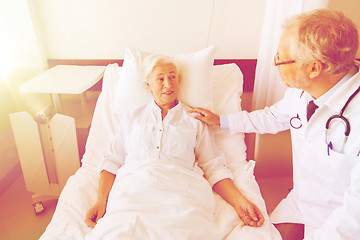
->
[85,54,264,239]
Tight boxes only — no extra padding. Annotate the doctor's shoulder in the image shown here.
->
[283,88,305,100]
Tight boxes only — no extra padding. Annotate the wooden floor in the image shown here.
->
[0,174,57,240]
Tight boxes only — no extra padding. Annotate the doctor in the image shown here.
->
[190,9,360,240]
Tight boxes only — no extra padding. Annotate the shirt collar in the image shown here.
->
[150,99,183,117]
[312,65,358,107]
[325,62,360,111]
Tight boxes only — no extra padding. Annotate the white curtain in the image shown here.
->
[252,0,329,110]
[251,0,329,162]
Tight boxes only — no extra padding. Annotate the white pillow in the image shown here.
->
[81,64,122,169]
[82,46,216,168]
[112,46,217,121]
[175,46,216,109]
[211,64,247,172]
[212,63,243,115]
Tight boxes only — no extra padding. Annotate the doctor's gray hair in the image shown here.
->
[283,9,359,74]
[142,54,180,83]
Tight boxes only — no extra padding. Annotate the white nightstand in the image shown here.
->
[20,65,105,114]
[10,65,105,213]
[21,64,106,159]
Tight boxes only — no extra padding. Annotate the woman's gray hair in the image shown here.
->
[283,9,359,74]
[142,54,180,82]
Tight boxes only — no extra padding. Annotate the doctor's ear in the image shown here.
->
[308,60,323,79]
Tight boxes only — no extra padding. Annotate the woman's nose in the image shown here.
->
[164,78,172,88]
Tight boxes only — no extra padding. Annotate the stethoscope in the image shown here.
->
[289,113,302,129]
[290,85,360,154]
[289,91,306,129]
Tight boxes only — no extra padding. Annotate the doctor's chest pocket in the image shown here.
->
[321,145,360,189]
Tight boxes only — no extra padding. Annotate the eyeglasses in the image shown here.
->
[273,52,296,66]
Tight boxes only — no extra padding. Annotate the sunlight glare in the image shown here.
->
[0,46,14,82]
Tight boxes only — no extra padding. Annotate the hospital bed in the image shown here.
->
[40,47,281,239]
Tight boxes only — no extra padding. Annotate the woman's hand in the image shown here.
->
[188,107,220,126]
[85,200,107,228]
[234,197,265,227]
[213,178,265,227]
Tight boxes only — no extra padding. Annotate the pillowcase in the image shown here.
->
[112,46,217,121]
[212,63,243,115]
[211,64,247,172]
[81,64,122,169]
[175,46,216,109]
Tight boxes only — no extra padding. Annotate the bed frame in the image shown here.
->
[47,58,258,165]
[47,59,257,93]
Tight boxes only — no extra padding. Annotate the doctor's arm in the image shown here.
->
[190,88,297,133]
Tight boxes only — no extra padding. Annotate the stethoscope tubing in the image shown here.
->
[325,85,360,137]
[290,85,360,136]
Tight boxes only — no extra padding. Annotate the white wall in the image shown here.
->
[31,0,360,60]
[2,0,360,183]
[0,0,49,181]
[328,0,360,58]
[33,0,267,59]
[0,1,44,69]
[1,0,268,188]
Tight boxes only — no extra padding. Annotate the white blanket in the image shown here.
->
[41,161,281,240]
[87,161,219,240]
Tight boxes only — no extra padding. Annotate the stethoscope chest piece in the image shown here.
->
[325,113,350,137]
[290,114,302,129]
[325,84,360,138]
[324,84,360,154]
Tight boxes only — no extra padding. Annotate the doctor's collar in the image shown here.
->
[315,65,358,106]
[299,65,358,107]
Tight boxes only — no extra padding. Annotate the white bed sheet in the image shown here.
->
[40,160,281,240]
[40,62,281,240]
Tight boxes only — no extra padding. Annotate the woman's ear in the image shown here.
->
[309,60,323,79]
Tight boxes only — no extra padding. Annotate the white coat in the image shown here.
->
[225,63,360,239]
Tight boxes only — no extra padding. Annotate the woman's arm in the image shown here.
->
[85,170,116,228]
[193,116,264,227]
[213,178,265,227]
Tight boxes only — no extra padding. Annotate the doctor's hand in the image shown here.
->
[85,200,107,228]
[188,107,220,126]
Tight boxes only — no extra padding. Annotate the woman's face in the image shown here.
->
[146,62,180,109]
